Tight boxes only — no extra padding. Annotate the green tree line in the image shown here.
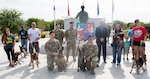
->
[0,9,150,38]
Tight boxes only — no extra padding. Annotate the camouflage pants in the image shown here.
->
[86,60,97,71]
[66,41,76,58]
[47,56,59,71]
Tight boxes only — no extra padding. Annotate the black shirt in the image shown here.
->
[18,30,28,39]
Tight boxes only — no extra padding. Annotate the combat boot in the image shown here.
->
[91,68,95,75]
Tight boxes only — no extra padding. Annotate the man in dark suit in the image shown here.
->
[95,20,108,63]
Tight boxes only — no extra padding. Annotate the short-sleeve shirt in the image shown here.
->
[28,28,41,42]
[124,41,130,51]
[18,30,28,39]
[133,26,147,42]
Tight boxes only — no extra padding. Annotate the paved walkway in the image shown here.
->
[0,38,150,79]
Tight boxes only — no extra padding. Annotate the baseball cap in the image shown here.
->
[134,19,140,23]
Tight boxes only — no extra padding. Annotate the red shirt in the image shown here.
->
[133,26,147,42]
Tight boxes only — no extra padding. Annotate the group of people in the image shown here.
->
[2,22,41,67]
[1,19,147,75]
[111,19,147,69]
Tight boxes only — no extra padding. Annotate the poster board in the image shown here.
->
[76,23,94,40]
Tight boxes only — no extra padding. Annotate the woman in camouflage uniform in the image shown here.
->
[45,31,63,71]
[82,34,98,75]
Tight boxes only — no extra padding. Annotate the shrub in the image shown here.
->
[41,33,46,38]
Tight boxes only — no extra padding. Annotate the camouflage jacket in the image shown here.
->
[65,28,76,42]
[45,39,61,56]
[53,29,64,42]
[82,41,98,60]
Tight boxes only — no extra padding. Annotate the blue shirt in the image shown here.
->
[124,41,130,51]
[128,29,132,38]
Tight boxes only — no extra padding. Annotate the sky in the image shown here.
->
[0,0,150,23]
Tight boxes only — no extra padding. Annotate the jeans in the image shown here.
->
[112,43,123,64]
[21,39,28,51]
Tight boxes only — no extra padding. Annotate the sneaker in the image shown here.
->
[117,63,120,66]
[111,61,116,64]
[104,61,107,63]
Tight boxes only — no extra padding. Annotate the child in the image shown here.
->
[123,36,130,60]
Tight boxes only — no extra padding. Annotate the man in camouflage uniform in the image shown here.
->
[65,22,77,62]
[45,31,61,71]
[53,24,64,46]
[82,34,98,75]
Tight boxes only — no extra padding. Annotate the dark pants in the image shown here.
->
[4,46,15,61]
[96,42,107,62]
[29,42,39,53]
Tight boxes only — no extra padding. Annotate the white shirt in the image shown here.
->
[28,28,41,42]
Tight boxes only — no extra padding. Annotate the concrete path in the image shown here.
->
[0,38,150,79]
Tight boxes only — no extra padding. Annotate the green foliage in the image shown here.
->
[144,23,150,34]
[41,33,46,38]
[0,9,24,34]
[113,20,122,28]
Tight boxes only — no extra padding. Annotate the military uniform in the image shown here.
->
[45,39,61,71]
[82,41,98,74]
[53,29,64,46]
[65,27,77,61]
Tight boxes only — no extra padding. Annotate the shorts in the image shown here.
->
[133,41,145,47]
[29,42,40,53]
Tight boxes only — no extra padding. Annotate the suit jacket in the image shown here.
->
[95,26,108,43]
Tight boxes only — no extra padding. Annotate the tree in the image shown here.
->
[0,9,23,34]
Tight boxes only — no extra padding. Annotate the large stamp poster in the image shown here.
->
[76,23,94,40]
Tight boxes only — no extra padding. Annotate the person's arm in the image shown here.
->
[12,34,16,50]
[65,30,68,41]
[76,13,79,18]
[37,29,41,40]
[45,41,52,55]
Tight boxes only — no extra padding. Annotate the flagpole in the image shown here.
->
[67,0,70,16]
[97,0,99,18]
[53,0,56,29]
[112,0,114,28]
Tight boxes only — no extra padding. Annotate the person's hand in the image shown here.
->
[3,44,6,46]
[53,53,58,56]
[29,41,32,44]
[86,56,90,61]
[12,47,14,50]
[100,38,104,42]
[141,40,145,44]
